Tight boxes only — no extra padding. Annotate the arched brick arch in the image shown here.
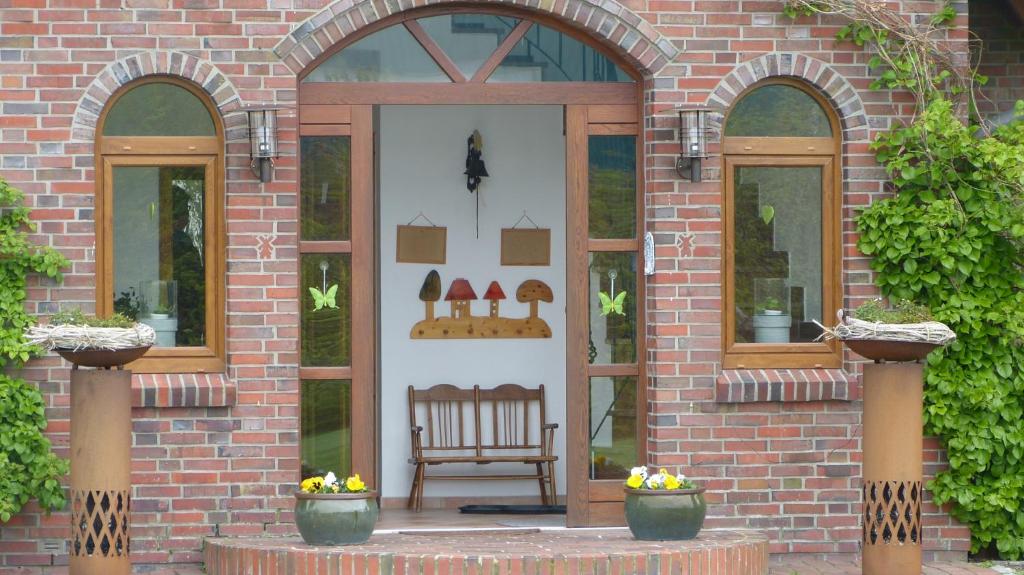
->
[707,53,870,143]
[71,51,245,143]
[272,0,681,78]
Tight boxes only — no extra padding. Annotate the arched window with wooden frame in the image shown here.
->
[722,78,842,369]
[95,76,225,373]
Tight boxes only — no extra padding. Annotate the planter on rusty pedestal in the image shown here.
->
[57,346,150,575]
[294,491,379,546]
[623,487,707,541]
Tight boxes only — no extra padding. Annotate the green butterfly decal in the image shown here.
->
[309,284,338,311]
[598,290,626,316]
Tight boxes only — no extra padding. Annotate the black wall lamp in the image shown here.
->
[246,107,281,183]
[674,107,716,183]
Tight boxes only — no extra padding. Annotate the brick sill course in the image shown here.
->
[132,372,236,408]
[716,368,856,403]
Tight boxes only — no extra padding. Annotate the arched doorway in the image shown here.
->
[295,6,646,527]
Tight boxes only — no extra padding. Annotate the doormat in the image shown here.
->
[458,504,566,515]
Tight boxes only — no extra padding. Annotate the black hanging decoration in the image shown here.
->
[464,130,489,238]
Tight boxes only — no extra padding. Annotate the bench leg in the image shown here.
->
[415,464,426,512]
[407,463,419,510]
[536,463,548,506]
[547,461,557,506]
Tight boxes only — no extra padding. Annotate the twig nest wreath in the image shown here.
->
[817,299,955,362]
[26,309,155,368]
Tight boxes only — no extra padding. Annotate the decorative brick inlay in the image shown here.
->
[274,0,679,77]
[71,51,245,144]
[204,530,769,574]
[132,373,237,408]
[716,368,855,403]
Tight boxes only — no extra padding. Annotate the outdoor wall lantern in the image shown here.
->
[673,107,716,183]
[247,107,280,183]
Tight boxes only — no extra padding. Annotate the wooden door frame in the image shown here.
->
[295,5,646,523]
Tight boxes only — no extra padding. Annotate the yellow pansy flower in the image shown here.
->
[626,474,644,489]
[664,475,681,490]
[301,476,325,493]
[346,474,366,492]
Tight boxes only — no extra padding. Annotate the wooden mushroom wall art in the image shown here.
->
[411,272,552,339]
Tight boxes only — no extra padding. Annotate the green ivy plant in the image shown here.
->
[784,0,1024,557]
[0,177,69,522]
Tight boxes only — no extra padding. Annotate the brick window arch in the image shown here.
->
[95,76,226,373]
[721,78,843,369]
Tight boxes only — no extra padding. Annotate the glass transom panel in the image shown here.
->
[725,84,833,138]
[103,83,215,137]
[418,14,521,78]
[489,22,631,82]
[303,24,451,83]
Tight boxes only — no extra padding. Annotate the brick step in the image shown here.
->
[204,529,769,574]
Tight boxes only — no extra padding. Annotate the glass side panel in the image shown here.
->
[589,135,636,239]
[418,14,521,78]
[488,23,631,82]
[588,252,637,364]
[112,165,207,347]
[301,379,351,478]
[725,84,832,137]
[733,165,824,344]
[301,253,352,366]
[103,83,216,137]
[302,24,451,83]
[301,136,351,241]
[589,375,637,480]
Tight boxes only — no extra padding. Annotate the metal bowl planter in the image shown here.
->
[55,345,152,368]
[294,491,378,546]
[623,487,707,541]
[843,339,940,363]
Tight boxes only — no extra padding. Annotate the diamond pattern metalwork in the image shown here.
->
[71,489,130,557]
[863,480,920,546]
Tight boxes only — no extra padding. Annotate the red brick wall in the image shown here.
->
[0,0,975,568]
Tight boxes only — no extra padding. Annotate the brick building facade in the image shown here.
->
[0,0,1020,569]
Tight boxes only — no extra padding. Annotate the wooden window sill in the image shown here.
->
[715,368,855,403]
[131,372,236,408]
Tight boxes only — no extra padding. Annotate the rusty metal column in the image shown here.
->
[69,368,131,575]
[862,363,923,575]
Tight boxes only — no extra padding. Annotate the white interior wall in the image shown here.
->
[378,105,567,500]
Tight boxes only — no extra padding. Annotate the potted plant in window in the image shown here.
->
[138,280,178,348]
[623,466,706,540]
[753,279,791,343]
[25,309,155,368]
[820,299,956,362]
[294,472,377,546]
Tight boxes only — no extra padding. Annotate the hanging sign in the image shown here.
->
[396,213,447,264]
[500,212,550,266]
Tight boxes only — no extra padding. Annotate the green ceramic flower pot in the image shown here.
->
[624,487,707,541]
[294,491,378,546]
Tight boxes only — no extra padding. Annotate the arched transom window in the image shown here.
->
[722,79,842,369]
[96,77,225,373]
[302,13,635,84]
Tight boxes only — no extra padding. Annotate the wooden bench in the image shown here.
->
[406,383,558,512]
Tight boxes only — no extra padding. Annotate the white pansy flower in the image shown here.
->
[630,466,648,479]
[676,473,687,483]
[646,474,663,489]
[323,472,338,487]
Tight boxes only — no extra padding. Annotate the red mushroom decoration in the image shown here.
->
[482,281,506,318]
[444,278,477,319]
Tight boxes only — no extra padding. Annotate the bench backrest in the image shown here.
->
[476,383,545,451]
[408,383,548,455]
[408,384,476,452]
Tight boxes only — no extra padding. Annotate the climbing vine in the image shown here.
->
[0,177,69,522]
[785,0,1024,557]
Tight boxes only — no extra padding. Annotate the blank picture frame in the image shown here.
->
[501,228,551,266]
[396,225,447,264]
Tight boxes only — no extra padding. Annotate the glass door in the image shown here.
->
[566,105,644,526]
[297,106,376,486]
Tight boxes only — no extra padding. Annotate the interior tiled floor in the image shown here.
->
[374,508,567,531]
